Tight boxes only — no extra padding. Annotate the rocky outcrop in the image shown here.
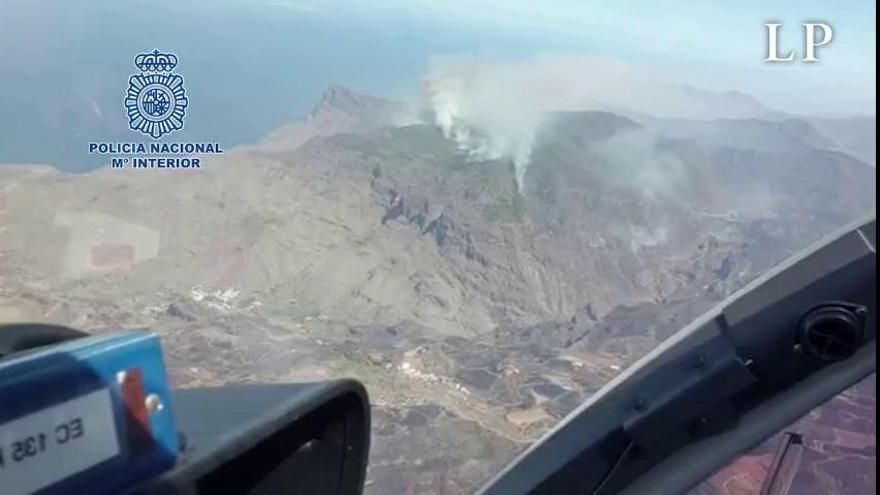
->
[1,86,874,495]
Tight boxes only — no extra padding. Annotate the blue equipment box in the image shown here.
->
[0,330,178,494]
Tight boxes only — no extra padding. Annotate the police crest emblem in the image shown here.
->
[124,50,188,139]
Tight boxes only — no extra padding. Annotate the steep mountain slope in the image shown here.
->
[0,86,875,494]
[811,116,877,167]
[258,85,411,152]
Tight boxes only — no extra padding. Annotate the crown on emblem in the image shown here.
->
[134,50,178,72]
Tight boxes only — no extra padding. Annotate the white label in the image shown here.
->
[0,389,120,495]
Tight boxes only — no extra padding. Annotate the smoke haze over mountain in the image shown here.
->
[422,54,776,190]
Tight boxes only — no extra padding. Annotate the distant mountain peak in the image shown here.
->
[310,85,398,119]
[261,86,408,151]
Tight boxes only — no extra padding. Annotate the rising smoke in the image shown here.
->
[421,54,770,192]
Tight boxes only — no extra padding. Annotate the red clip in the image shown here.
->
[119,367,155,454]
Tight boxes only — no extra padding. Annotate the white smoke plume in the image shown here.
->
[422,54,770,191]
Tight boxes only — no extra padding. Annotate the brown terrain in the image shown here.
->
[695,375,876,495]
[0,86,875,493]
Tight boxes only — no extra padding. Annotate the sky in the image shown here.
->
[305,0,877,115]
[0,0,875,170]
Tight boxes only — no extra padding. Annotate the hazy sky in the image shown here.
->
[296,0,877,115]
[0,0,875,169]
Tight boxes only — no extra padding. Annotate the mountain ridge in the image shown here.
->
[0,84,875,494]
